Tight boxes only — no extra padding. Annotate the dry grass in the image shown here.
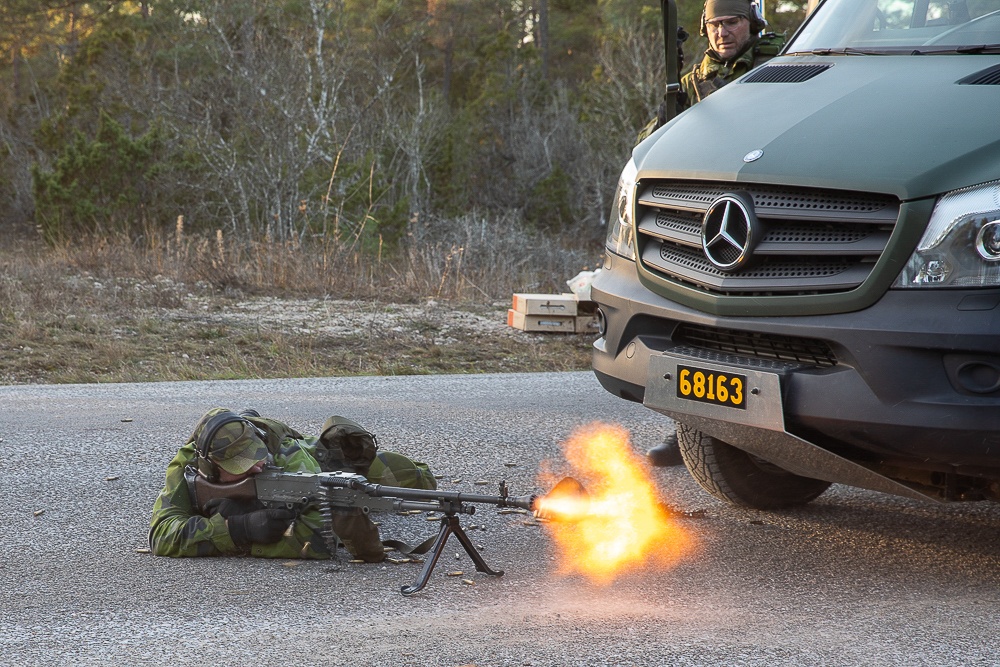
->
[0,219,601,384]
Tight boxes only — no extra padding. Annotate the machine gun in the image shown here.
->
[191,467,538,595]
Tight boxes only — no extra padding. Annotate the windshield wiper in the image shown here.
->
[788,45,1000,56]
[794,48,887,56]
[910,44,1000,54]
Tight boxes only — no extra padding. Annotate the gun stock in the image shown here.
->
[191,475,257,512]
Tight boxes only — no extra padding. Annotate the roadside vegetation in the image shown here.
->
[0,219,599,384]
[0,1,809,384]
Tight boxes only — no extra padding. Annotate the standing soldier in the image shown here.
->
[636,0,783,144]
[644,0,784,466]
[682,0,782,104]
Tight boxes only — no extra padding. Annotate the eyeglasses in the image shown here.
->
[705,16,746,32]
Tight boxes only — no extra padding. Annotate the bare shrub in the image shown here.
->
[405,210,597,298]
[1,207,598,306]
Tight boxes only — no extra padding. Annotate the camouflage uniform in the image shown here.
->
[368,451,437,489]
[681,35,781,105]
[148,408,436,561]
[635,33,783,143]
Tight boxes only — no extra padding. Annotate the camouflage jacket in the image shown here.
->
[681,34,783,106]
[636,33,784,143]
[148,437,331,559]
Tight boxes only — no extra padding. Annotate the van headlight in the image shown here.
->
[605,158,638,261]
[895,181,1000,288]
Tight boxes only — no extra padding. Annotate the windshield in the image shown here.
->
[787,0,1000,53]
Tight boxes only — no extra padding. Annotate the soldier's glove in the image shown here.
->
[227,508,295,546]
[204,498,262,519]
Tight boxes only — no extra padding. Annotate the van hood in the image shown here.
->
[634,55,1000,201]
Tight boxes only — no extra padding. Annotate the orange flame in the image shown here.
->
[536,423,692,585]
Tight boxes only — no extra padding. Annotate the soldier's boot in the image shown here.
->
[648,432,684,467]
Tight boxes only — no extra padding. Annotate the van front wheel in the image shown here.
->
[676,423,830,509]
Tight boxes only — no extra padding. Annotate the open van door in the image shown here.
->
[660,0,682,123]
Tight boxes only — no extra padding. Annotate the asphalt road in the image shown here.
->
[2,371,1000,666]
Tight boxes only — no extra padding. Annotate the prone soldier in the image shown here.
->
[148,408,436,562]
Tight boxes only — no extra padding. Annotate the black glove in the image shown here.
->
[204,497,262,519]
[227,508,295,546]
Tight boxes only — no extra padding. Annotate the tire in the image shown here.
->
[676,423,831,509]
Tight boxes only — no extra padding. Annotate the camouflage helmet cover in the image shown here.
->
[192,408,269,475]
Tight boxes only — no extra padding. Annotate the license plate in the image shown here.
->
[644,353,787,431]
[676,365,746,410]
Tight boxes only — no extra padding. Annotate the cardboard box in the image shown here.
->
[511,292,579,316]
[574,314,600,334]
[507,309,577,333]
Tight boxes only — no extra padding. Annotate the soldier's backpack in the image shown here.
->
[315,415,379,475]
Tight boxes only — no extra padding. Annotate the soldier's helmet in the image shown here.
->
[702,0,767,33]
[192,408,269,475]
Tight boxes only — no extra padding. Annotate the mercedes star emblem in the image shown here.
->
[702,193,759,272]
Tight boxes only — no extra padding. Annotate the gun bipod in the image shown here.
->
[400,512,503,596]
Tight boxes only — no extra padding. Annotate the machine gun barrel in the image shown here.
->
[321,475,537,512]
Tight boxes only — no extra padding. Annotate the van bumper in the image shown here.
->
[592,254,1000,476]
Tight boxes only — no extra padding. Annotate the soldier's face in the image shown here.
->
[706,15,752,61]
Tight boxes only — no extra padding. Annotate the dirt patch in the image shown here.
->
[172,296,517,346]
[1,277,594,384]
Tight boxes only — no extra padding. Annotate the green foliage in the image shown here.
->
[524,164,574,230]
[32,112,166,243]
[328,152,411,252]
[765,1,810,39]
[548,0,602,82]
[2,0,812,251]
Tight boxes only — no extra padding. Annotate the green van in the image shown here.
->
[593,0,1000,508]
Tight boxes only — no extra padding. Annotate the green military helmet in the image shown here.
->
[705,0,753,20]
[367,451,438,490]
[702,0,767,34]
[192,408,269,477]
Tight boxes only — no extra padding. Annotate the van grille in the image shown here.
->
[674,323,838,367]
[636,181,900,296]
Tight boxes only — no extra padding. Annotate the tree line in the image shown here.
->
[0,0,808,250]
